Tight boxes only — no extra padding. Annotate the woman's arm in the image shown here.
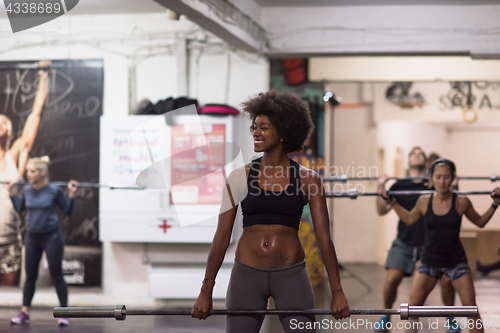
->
[191,206,237,320]
[8,182,26,213]
[376,175,393,215]
[56,181,78,216]
[192,170,243,320]
[11,64,50,177]
[386,193,425,226]
[464,188,500,228]
[306,170,350,320]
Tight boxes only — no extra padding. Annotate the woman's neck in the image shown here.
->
[32,179,48,190]
[261,151,289,168]
[434,190,452,201]
[0,140,8,155]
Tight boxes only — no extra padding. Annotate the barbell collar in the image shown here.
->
[400,303,409,320]
[348,188,358,199]
[115,305,126,321]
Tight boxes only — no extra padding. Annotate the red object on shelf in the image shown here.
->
[281,58,307,85]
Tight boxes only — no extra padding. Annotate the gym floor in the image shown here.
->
[0,263,499,333]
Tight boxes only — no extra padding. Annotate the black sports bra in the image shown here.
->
[240,157,305,229]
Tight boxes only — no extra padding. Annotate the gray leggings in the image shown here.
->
[225,259,316,333]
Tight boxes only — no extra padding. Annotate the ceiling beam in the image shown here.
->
[154,0,266,53]
[262,5,500,57]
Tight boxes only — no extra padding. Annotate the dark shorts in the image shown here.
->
[385,238,423,277]
[418,259,471,281]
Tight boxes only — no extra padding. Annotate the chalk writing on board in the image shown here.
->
[67,216,98,242]
[0,59,103,287]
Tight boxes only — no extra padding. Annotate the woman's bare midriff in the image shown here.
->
[235,224,305,268]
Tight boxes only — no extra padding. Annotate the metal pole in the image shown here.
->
[322,174,499,182]
[53,304,478,321]
[0,63,69,70]
[0,181,143,190]
[326,190,497,199]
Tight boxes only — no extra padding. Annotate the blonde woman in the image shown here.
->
[0,62,50,287]
[8,156,78,326]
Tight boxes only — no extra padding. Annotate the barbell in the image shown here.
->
[53,304,478,321]
[322,175,499,182]
[0,181,143,190]
[0,63,66,70]
[326,189,499,199]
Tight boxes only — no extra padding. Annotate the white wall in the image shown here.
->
[447,124,500,230]
[323,83,379,263]
[332,106,378,263]
[0,13,268,307]
[310,57,500,82]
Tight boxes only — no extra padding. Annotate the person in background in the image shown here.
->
[8,156,77,326]
[383,158,500,333]
[376,147,459,333]
[425,152,440,173]
[0,61,50,286]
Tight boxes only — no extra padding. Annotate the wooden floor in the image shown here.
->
[1,264,499,332]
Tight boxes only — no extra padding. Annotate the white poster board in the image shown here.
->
[99,114,242,243]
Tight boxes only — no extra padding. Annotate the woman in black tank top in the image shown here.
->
[384,159,500,333]
[192,91,350,332]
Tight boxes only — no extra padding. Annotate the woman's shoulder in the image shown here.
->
[457,194,472,206]
[240,158,261,178]
[225,164,250,187]
[46,183,63,193]
[22,183,33,192]
[295,163,320,185]
[417,194,431,202]
[414,194,431,209]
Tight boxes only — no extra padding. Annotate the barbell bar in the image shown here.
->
[326,189,499,199]
[0,181,143,190]
[322,174,499,182]
[53,304,478,321]
[0,63,67,70]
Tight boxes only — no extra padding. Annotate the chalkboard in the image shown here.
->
[0,59,103,248]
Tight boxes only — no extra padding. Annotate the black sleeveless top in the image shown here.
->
[422,193,466,267]
[390,179,428,247]
[241,157,305,229]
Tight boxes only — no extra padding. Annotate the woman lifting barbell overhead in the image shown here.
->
[0,61,50,287]
[381,158,500,333]
[191,90,350,333]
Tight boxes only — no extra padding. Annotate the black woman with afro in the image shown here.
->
[192,90,350,332]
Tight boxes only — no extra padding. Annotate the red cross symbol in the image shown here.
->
[158,220,172,234]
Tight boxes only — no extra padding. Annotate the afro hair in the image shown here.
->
[241,90,314,154]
